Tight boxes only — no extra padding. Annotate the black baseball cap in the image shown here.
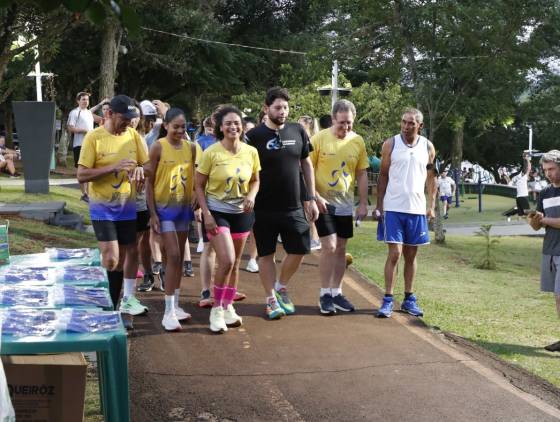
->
[109,95,139,119]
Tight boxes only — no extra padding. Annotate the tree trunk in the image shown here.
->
[99,19,122,99]
[4,102,13,148]
[57,111,69,166]
[451,118,465,171]
[433,196,445,243]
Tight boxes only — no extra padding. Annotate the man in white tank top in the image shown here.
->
[374,108,437,318]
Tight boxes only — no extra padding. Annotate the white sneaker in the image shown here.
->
[209,306,228,333]
[246,258,259,273]
[224,304,243,327]
[310,239,322,251]
[162,312,182,332]
[175,306,192,321]
[196,239,204,253]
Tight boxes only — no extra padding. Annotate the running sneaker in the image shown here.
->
[209,306,228,333]
[319,294,336,315]
[183,261,194,277]
[175,307,192,321]
[544,341,560,352]
[119,296,148,316]
[275,288,295,314]
[152,261,162,275]
[80,193,89,203]
[245,258,259,273]
[196,239,204,253]
[332,294,355,312]
[266,301,286,320]
[310,239,322,251]
[224,304,243,327]
[137,273,155,292]
[198,289,213,308]
[377,296,394,318]
[400,294,424,317]
[233,291,247,302]
[162,312,182,332]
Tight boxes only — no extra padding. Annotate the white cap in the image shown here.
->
[140,100,157,116]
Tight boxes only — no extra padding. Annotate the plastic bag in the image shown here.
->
[1,309,57,338]
[56,266,107,283]
[0,266,53,286]
[0,321,16,422]
[46,248,91,260]
[59,308,121,333]
[54,285,112,308]
[0,286,52,307]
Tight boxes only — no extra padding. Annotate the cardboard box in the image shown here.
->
[2,353,87,422]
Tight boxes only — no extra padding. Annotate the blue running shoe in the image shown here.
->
[266,301,286,320]
[319,294,336,316]
[377,296,393,318]
[401,294,424,317]
[332,294,355,312]
[275,288,295,314]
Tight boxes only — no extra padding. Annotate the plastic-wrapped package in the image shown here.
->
[59,308,121,333]
[0,286,52,307]
[54,285,112,308]
[1,309,57,337]
[0,266,52,286]
[57,266,107,283]
[46,248,91,260]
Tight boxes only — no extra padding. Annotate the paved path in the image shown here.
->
[128,250,560,421]
[0,177,77,187]
[445,221,545,236]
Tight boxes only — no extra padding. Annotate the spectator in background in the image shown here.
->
[67,92,107,202]
[437,170,456,219]
[0,135,19,177]
[512,154,531,218]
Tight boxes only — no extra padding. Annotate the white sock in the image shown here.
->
[174,288,181,308]
[123,278,136,299]
[267,294,277,305]
[275,281,287,292]
[164,295,175,315]
[320,288,331,297]
[331,287,342,296]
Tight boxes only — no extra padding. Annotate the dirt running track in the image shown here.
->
[128,250,560,422]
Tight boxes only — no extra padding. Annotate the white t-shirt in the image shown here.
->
[513,174,528,197]
[438,176,455,196]
[67,107,94,148]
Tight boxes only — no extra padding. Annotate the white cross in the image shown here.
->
[26,45,53,102]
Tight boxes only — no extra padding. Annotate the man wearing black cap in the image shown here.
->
[77,95,150,325]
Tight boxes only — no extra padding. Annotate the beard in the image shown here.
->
[269,115,285,126]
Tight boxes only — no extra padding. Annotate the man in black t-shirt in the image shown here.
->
[246,87,319,320]
[528,150,560,352]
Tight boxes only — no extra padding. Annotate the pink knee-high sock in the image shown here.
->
[222,287,237,307]
[213,285,226,308]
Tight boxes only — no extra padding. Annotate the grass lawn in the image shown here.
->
[348,221,560,388]
[0,185,90,224]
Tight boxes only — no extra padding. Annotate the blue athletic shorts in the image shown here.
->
[376,211,430,246]
[440,195,453,204]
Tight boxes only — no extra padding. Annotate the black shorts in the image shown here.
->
[253,208,310,257]
[316,212,353,239]
[201,210,254,242]
[516,196,530,216]
[92,219,137,245]
[136,210,150,232]
[73,146,81,168]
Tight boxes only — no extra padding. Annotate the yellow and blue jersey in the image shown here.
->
[79,127,148,221]
[153,138,194,221]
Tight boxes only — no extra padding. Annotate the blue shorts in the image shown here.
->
[377,211,430,246]
[440,195,453,204]
[160,220,190,233]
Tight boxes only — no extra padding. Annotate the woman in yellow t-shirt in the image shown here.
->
[146,108,195,332]
[195,105,260,334]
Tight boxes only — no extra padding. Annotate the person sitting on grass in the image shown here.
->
[527,149,560,352]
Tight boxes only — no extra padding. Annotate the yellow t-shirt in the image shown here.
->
[78,126,148,221]
[310,128,369,215]
[197,141,261,213]
[153,138,194,221]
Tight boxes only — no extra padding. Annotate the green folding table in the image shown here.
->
[1,327,129,422]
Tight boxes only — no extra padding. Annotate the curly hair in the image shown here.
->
[214,105,243,140]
